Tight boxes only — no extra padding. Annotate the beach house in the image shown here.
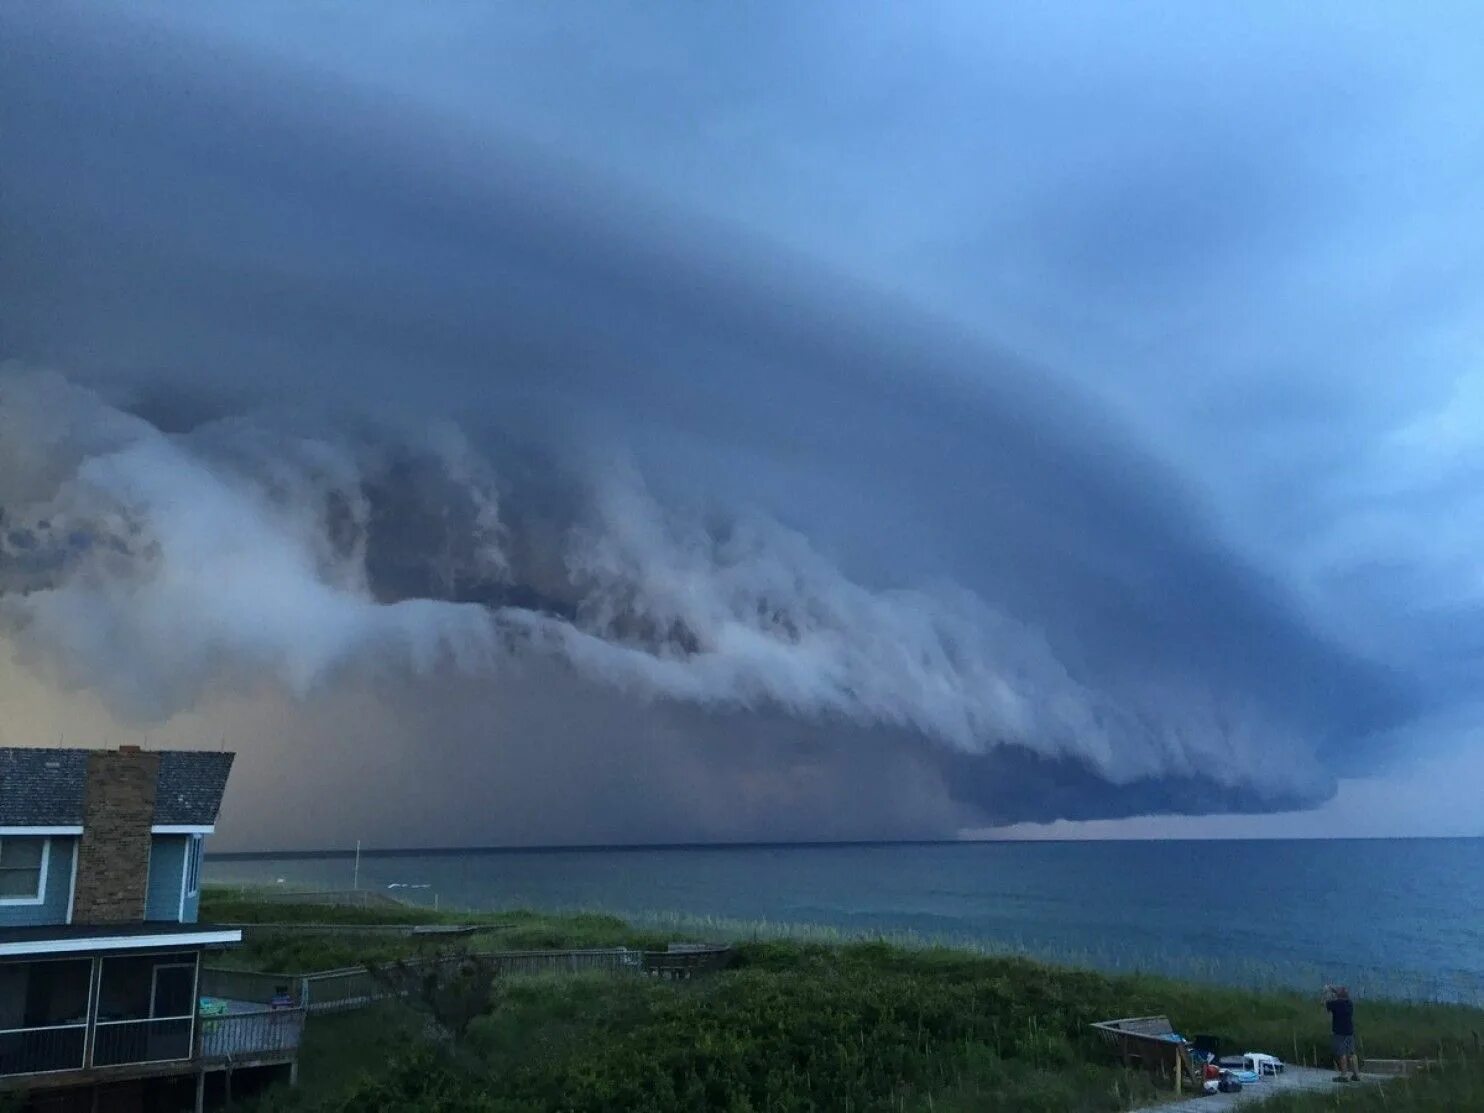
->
[0,745,299,1111]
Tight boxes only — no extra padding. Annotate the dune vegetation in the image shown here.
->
[203,891,1483,1112]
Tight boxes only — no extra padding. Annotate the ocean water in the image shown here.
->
[207,838,1484,1002]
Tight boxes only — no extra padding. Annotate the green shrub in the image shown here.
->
[311,1046,498,1113]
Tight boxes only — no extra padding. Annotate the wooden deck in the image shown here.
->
[198,1002,304,1063]
[0,1001,301,1094]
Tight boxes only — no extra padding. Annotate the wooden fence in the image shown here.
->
[298,949,649,1013]
[202,944,733,1016]
[215,922,488,938]
[227,888,412,910]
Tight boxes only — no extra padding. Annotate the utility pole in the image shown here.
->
[353,840,361,890]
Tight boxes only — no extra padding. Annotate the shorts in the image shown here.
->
[1332,1034,1356,1057]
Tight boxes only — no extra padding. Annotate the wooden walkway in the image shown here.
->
[201,944,734,1015]
[216,921,492,938]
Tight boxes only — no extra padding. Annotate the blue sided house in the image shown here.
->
[0,745,302,1111]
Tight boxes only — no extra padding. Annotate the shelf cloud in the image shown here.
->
[4,3,1471,845]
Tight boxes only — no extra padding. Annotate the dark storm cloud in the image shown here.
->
[0,5,1434,840]
[200,665,963,852]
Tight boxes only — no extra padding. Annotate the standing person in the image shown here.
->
[1322,985,1361,1082]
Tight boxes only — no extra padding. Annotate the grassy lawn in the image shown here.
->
[207,893,1484,1112]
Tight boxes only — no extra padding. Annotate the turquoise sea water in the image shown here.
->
[207,838,1484,1002]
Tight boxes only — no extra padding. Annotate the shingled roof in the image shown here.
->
[155,751,235,825]
[0,748,88,827]
[0,748,234,826]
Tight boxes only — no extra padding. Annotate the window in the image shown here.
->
[184,836,201,897]
[0,838,47,903]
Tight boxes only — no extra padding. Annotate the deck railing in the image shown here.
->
[487,947,646,978]
[91,1017,193,1067]
[197,1008,305,1061]
[0,999,312,1080]
[0,1024,86,1077]
[299,966,383,1014]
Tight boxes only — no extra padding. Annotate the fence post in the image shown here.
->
[300,976,311,1012]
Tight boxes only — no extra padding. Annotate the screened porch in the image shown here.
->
[0,951,198,1078]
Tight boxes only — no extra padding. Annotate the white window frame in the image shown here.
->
[176,835,203,921]
[65,841,79,924]
[0,836,51,906]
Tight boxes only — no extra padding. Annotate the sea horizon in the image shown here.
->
[205,838,1484,1003]
[208,832,1484,860]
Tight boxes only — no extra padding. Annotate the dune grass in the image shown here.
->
[209,892,1484,1112]
[202,887,678,971]
[602,909,1483,1004]
[205,887,1482,1003]
[1261,1055,1484,1111]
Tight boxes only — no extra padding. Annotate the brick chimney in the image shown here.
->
[71,746,160,923]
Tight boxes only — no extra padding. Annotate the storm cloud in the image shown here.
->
[2,3,1473,846]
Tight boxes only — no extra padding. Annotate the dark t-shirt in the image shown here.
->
[1326,999,1355,1036]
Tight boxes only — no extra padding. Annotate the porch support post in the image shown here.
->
[82,955,102,1068]
[190,951,202,1059]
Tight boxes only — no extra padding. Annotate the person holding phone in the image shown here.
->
[1322,985,1360,1082]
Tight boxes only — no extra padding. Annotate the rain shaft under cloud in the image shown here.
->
[0,3,1443,846]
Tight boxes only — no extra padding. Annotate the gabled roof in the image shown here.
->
[156,751,235,826]
[0,748,235,827]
